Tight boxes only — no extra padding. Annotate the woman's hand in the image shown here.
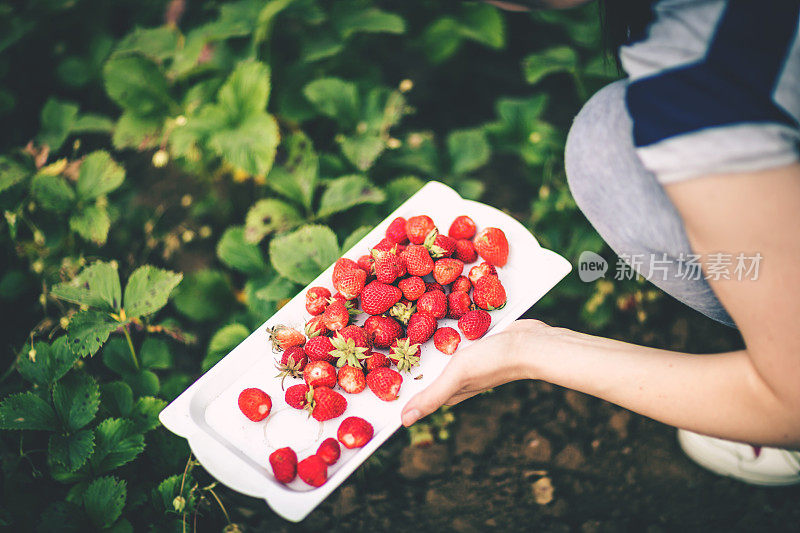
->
[400,319,558,426]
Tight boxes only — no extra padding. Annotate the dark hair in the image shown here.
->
[598,0,657,68]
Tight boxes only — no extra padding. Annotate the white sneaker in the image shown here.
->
[677,429,800,486]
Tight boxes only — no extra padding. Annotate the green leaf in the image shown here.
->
[456,178,485,201]
[112,111,161,150]
[422,17,462,63]
[90,418,145,474]
[140,338,171,370]
[208,112,280,177]
[49,429,95,472]
[18,337,80,386]
[333,6,406,38]
[217,226,268,274]
[458,4,505,49]
[123,265,182,319]
[52,261,122,312]
[53,372,100,431]
[318,175,385,217]
[218,60,271,123]
[102,337,137,376]
[385,176,425,212]
[304,78,359,127]
[342,225,373,251]
[83,476,126,529]
[243,198,303,244]
[172,269,232,322]
[204,323,249,371]
[31,173,75,212]
[447,128,491,175]
[338,134,386,171]
[103,54,174,116]
[253,276,298,302]
[130,396,166,432]
[69,205,111,245]
[67,310,121,358]
[0,392,58,431]
[264,131,318,210]
[71,114,115,134]
[155,473,196,513]
[523,46,578,85]
[38,98,78,151]
[76,151,125,200]
[101,382,133,417]
[269,225,340,285]
[126,370,160,397]
[0,156,29,193]
[115,26,179,62]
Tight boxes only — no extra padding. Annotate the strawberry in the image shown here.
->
[405,215,436,245]
[304,335,335,363]
[337,417,374,449]
[275,346,307,387]
[297,455,327,487]
[400,245,434,276]
[468,262,497,285]
[323,300,350,331]
[337,365,367,393]
[433,258,464,286]
[372,237,399,252]
[305,386,347,421]
[389,300,416,325]
[452,275,471,293]
[389,338,421,372]
[434,327,461,355]
[474,227,509,267]
[424,230,456,259]
[317,438,341,466]
[285,384,310,409]
[303,360,337,388]
[454,239,478,263]
[473,275,507,310]
[266,325,305,352]
[360,281,402,315]
[425,282,445,293]
[367,367,403,401]
[330,331,369,369]
[269,447,297,484]
[447,290,472,319]
[398,276,426,301]
[238,388,272,421]
[339,324,370,347]
[458,309,491,340]
[363,315,403,348]
[385,216,409,244]
[365,350,391,371]
[332,258,367,299]
[305,287,331,316]
[371,249,403,284]
[357,254,374,275]
[406,311,437,345]
[448,215,476,240]
[330,292,348,305]
[417,289,447,320]
[305,315,328,338]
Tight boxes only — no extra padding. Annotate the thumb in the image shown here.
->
[401,369,461,427]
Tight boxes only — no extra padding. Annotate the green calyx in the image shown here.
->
[423,229,447,259]
[330,334,368,369]
[390,338,420,373]
[389,301,415,325]
[274,358,304,389]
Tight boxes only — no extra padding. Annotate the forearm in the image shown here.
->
[513,322,800,447]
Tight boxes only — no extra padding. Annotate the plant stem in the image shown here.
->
[122,326,140,370]
[206,488,231,524]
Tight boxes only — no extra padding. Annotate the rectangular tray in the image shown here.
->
[159,181,571,522]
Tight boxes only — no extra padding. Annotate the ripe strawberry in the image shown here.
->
[330,331,369,369]
[405,215,436,245]
[266,325,305,352]
[238,388,272,421]
[367,367,403,401]
[337,365,367,393]
[425,282,445,293]
[458,309,491,340]
[406,311,437,345]
[468,262,497,285]
[448,215,476,240]
[433,258,464,286]
[474,227,509,267]
[448,290,472,319]
[371,249,403,284]
[297,455,327,487]
[275,346,307,387]
[323,300,350,331]
[304,335,335,363]
[473,275,507,310]
[434,327,461,355]
[398,276,425,301]
[305,315,328,338]
[357,254,374,275]
[389,338,421,372]
[365,350,391,371]
[317,438,341,466]
[269,447,297,483]
[417,289,447,319]
[424,230,456,259]
[330,292,348,305]
[305,386,347,421]
[285,384,310,409]
[400,245,434,276]
[305,287,331,316]
[372,237,398,252]
[454,239,478,263]
[389,300,415,325]
[364,315,403,348]
[452,276,471,293]
[303,360,337,388]
[360,281,402,315]
[337,417,374,449]
[385,216,408,244]
[332,258,367,299]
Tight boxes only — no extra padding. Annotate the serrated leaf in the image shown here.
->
[523,46,578,85]
[208,112,280,177]
[269,225,340,285]
[338,134,386,171]
[38,98,78,152]
[103,54,174,116]
[447,128,490,175]
[53,372,100,431]
[90,418,145,474]
[204,323,249,371]
[112,111,161,150]
[244,198,303,244]
[18,336,80,386]
[123,265,182,319]
[49,429,95,472]
[264,131,318,210]
[253,276,298,302]
[115,26,179,62]
[83,476,126,529]
[101,381,133,417]
[304,78,359,127]
[31,173,75,212]
[0,156,29,193]
[67,310,121,358]
[342,225,373,251]
[217,226,268,274]
[171,269,232,322]
[51,261,122,312]
[76,151,125,200]
[69,205,111,245]
[130,397,166,432]
[140,337,171,370]
[333,6,406,38]
[102,337,138,376]
[0,392,58,430]
[218,60,271,123]
[318,175,385,217]
[155,473,196,513]
[126,370,160,397]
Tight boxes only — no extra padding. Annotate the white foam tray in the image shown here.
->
[159,181,571,522]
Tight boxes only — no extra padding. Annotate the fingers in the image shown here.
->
[401,364,464,427]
